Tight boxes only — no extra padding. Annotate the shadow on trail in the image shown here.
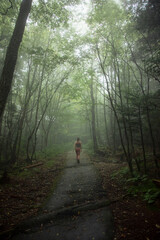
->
[11,151,114,240]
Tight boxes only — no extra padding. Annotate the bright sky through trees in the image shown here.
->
[68,0,90,35]
[69,0,121,35]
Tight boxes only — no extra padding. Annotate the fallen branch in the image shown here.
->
[152,179,160,187]
[0,193,131,239]
[16,194,131,230]
[23,162,43,170]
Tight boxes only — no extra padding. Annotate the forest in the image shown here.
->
[0,0,159,176]
[0,0,160,239]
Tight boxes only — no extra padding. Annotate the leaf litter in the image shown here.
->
[93,161,160,240]
[0,157,65,234]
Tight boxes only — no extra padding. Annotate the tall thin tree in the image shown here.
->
[0,0,32,119]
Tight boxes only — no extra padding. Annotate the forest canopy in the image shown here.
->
[0,0,159,177]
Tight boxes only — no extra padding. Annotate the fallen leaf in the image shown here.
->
[155,224,160,229]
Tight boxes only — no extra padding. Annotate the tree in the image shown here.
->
[0,0,32,119]
[90,74,98,152]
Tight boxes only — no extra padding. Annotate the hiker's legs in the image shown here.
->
[76,152,78,160]
[76,149,80,162]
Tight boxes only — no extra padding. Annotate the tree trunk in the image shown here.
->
[138,106,147,173]
[103,93,110,147]
[26,65,44,162]
[90,78,98,152]
[97,47,134,176]
[95,85,102,145]
[15,63,38,162]
[126,39,159,169]
[0,0,32,119]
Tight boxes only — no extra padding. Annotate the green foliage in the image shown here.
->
[31,0,68,28]
[126,174,148,184]
[127,174,160,204]
[17,167,40,178]
[111,166,129,179]
[83,140,94,154]
[144,188,160,204]
[31,0,80,28]
[37,143,71,160]
[112,168,160,204]
[1,0,159,178]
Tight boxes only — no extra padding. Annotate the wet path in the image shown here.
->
[11,152,114,240]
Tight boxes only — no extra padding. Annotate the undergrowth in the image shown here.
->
[112,167,160,204]
[36,143,71,160]
[7,152,65,180]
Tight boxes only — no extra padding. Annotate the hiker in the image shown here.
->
[74,137,82,163]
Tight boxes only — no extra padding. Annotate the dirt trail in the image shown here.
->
[11,151,114,240]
